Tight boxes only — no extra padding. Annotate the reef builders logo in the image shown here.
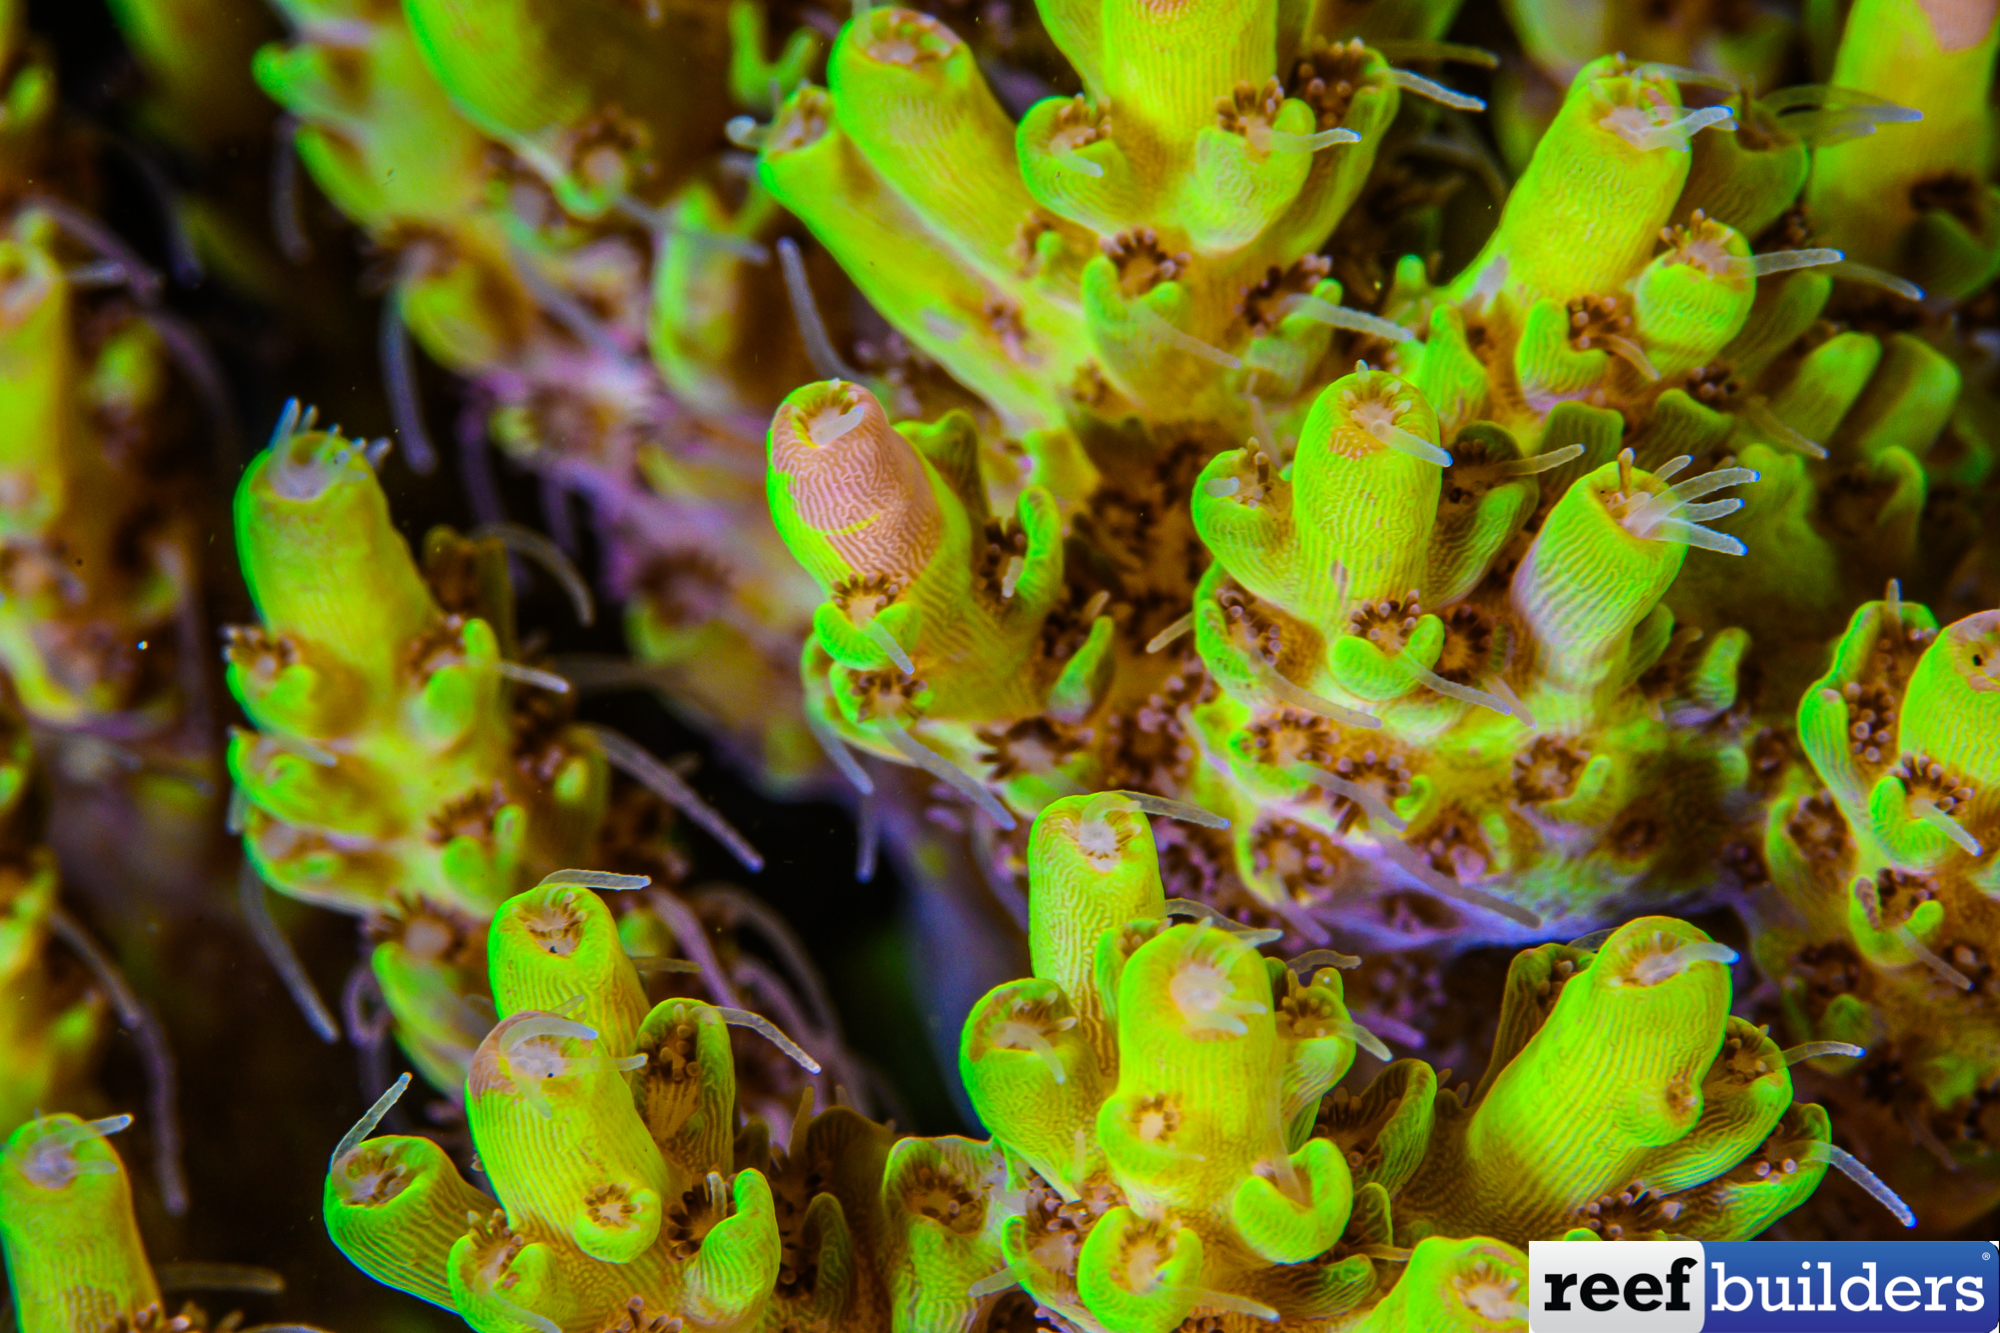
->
[1528,1241,1997,1331]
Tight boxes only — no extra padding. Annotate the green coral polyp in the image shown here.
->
[228,411,623,1087]
[769,378,1076,819]
[326,877,885,1333]
[0,699,103,1137]
[920,799,1845,1331]
[230,415,607,921]
[1397,920,1830,1242]
[254,0,830,787]
[3,0,1985,1307]
[311,801,1861,1330]
[0,1115,165,1333]
[1808,0,2000,298]
[756,0,1994,976]
[759,1,1402,432]
[1753,597,2000,1229]
[0,210,198,733]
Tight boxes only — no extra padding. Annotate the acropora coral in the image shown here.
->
[249,0,829,787]
[762,18,1980,954]
[1,0,1998,1323]
[321,808,1856,1331]
[0,698,104,1139]
[324,870,883,1332]
[1,1112,321,1333]
[227,414,864,1121]
[1750,595,2000,1230]
[2,1114,182,1333]
[0,0,236,1234]
[0,99,227,904]
[752,0,1996,1250]
[928,797,1835,1331]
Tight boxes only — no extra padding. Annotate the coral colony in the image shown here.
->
[3,0,2000,1324]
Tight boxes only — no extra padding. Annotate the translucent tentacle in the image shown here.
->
[490,661,573,693]
[14,1114,131,1187]
[861,619,915,673]
[330,1071,413,1170]
[1741,398,1827,458]
[1296,765,1409,831]
[1287,948,1362,974]
[583,724,765,871]
[1804,1143,1916,1227]
[690,884,842,1036]
[877,717,1017,829]
[1288,296,1419,343]
[1161,898,1286,948]
[1386,68,1486,111]
[379,298,439,474]
[1266,126,1362,152]
[1912,798,1985,857]
[239,863,341,1044]
[502,1014,599,1051]
[47,906,188,1214]
[1401,661,1525,723]
[1623,938,1737,985]
[1621,460,1758,554]
[1327,1017,1389,1061]
[24,194,164,302]
[856,787,880,883]
[1744,248,1843,277]
[1376,838,1539,927]
[1099,790,1230,828]
[1500,443,1584,475]
[650,889,742,1008]
[1176,1289,1280,1321]
[1132,300,1242,369]
[1891,922,1974,990]
[804,698,874,794]
[470,523,595,625]
[717,1007,824,1073]
[1602,334,1660,381]
[155,1265,287,1295]
[1824,261,1924,301]
[810,401,869,445]
[1634,62,1738,91]
[271,117,313,263]
[540,869,653,890]
[1366,417,1452,465]
[990,1021,1067,1083]
[777,237,866,381]
[1605,104,1735,151]
[1147,610,1195,653]
[1241,642,1382,730]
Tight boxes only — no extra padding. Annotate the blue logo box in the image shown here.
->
[1528,1239,1997,1331]
[1705,1243,1994,1331]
